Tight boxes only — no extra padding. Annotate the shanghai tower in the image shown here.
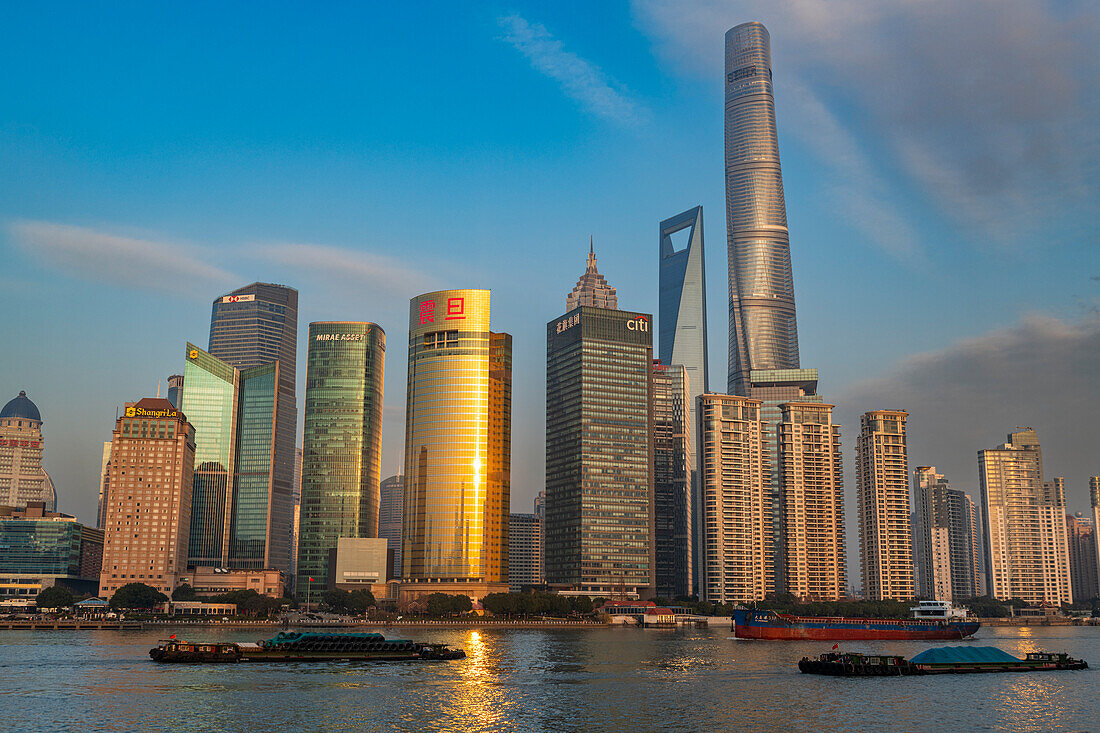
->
[725,22,801,395]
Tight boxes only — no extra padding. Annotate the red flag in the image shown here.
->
[169,634,176,639]
[309,577,314,582]
[832,643,839,650]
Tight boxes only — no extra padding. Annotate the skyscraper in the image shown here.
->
[96,442,111,529]
[181,343,281,570]
[777,402,846,601]
[379,475,404,579]
[208,283,297,573]
[402,290,511,599]
[508,512,543,592]
[979,429,1072,604]
[566,240,617,310]
[696,393,770,604]
[912,467,981,601]
[546,298,654,598]
[1066,513,1098,602]
[1093,477,1100,598]
[652,362,692,599]
[166,374,184,408]
[296,322,385,596]
[99,398,195,598]
[856,410,914,601]
[660,206,709,399]
[724,22,801,395]
[0,391,56,512]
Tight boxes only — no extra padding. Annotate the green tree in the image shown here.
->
[36,585,75,609]
[423,593,472,617]
[109,583,168,610]
[171,583,197,601]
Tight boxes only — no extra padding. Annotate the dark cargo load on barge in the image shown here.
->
[150,631,466,663]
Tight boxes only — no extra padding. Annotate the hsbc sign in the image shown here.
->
[222,294,256,303]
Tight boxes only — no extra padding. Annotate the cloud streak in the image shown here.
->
[633,0,1099,250]
[259,242,438,300]
[7,220,236,295]
[498,13,646,125]
[834,315,1100,509]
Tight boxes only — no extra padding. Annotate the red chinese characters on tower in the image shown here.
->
[418,300,436,325]
[445,297,466,320]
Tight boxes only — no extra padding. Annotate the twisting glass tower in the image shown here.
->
[724,22,800,395]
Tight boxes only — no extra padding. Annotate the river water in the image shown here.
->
[2,624,1096,732]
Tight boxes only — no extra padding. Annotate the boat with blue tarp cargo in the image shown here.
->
[798,645,1087,676]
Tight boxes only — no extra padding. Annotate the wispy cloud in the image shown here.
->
[498,13,646,125]
[633,0,1100,249]
[7,220,235,295]
[258,242,438,300]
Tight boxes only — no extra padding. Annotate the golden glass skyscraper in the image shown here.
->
[401,289,510,599]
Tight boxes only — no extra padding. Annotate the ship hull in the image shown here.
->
[732,609,980,641]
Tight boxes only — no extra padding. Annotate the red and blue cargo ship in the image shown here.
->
[731,608,981,641]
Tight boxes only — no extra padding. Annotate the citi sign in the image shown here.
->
[627,315,649,332]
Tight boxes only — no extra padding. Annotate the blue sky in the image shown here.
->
[1,1,1097,535]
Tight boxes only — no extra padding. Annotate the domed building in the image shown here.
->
[0,391,57,511]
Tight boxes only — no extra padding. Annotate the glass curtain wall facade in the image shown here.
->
[208,283,297,573]
[230,364,278,569]
[182,344,237,567]
[725,22,800,395]
[659,206,709,398]
[545,306,654,597]
[402,290,510,590]
[379,475,404,578]
[296,322,385,596]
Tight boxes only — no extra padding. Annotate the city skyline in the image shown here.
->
[1,5,1096,577]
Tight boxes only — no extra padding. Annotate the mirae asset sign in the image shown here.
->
[315,331,370,341]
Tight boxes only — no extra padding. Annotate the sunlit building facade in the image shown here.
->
[912,467,981,601]
[0,391,56,512]
[401,290,511,599]
[99,398,195,598]
[856,410,914,601]
[208,282,297,574]
[979,429,1072,604]
[296,321,385,597]
[696,393,770,604]
[545,305,654,597]
[566,241,617,310]
[777,402,846,601]
[182,343,281,571]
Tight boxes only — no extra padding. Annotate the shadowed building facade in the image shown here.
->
[856,410,914,601]
[912,466,982,601]
[401,290,511,600]
[208,283,297,574]
[379,475,404,579]
[979,429,1072,604]
[1066,513,1098,602]
[652,362,692,599]
[546,302,654,598]
[295,322,385,598]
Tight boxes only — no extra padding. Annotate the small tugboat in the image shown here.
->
[798,646,1088,676]
[150,631,465,663]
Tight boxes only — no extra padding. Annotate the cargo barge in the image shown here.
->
[732,607,980,641]
[798,646,1087,676]
[150,631,465,663]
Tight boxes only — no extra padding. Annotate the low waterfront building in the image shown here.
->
[176,567,285,598]
[327,537,388,598]
[0,502,103,600]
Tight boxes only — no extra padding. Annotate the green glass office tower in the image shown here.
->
[545,306,654,597]
[296,323,385,596]
[208,283,297,573]
[182,343,280,569]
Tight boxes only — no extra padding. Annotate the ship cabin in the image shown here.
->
[909,600,967,620]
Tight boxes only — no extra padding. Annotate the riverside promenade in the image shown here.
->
[0,618,613,630]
